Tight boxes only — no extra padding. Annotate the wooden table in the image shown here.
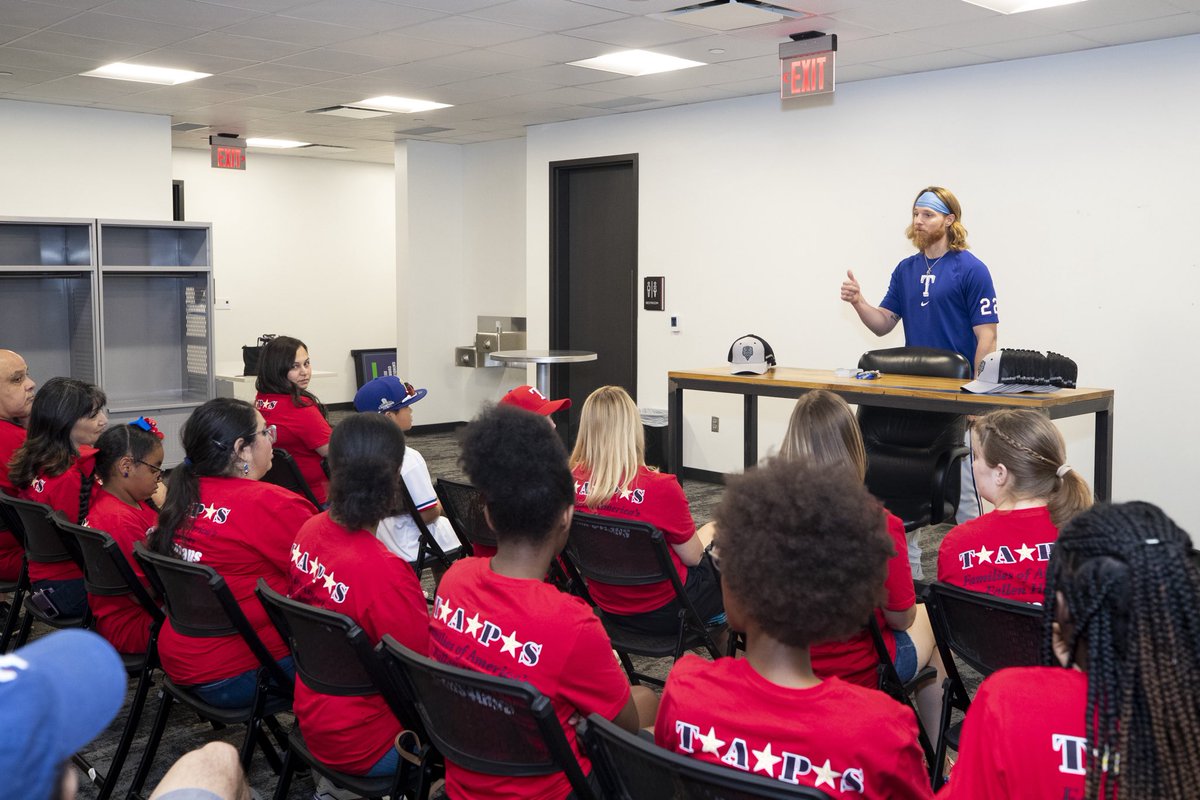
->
[667,367,1115,501]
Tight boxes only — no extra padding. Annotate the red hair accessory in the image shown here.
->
[131,416,164,440]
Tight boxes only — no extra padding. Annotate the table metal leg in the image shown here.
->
[535,363,551,398]
[668,380,682,475]
[1094,402,1113,502]
[744,394,758,469]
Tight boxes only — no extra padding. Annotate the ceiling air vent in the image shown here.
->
[659,0,810,31]
[396,126,453,136]
[308,105,392,119]
[170,122,210,132]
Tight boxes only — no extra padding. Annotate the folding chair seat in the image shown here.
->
[126,543,293,800]
[256,580,438,800]
[261,447,323,508]
[562,511,722,687]
[924,581,1043,788]
[377,635,596,799]
[56,518,164,800]
[0,493,88,645]
[578,713,835,799]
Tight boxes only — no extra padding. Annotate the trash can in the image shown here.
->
[640,408,669,470]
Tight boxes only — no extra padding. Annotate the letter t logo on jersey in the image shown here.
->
[920,273,936,297]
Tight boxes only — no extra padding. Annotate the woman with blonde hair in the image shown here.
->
[937,408,1092,603]
[568,385,724,635]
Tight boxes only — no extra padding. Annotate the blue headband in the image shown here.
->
[914,191,951,216]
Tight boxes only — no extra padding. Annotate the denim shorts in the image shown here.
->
[892,629,918,683]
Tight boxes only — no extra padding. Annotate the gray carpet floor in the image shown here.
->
[56,425,964,800]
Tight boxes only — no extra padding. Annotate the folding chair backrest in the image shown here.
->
[0,494,73,565]
[927,581,1043,677]
[434,479,496,551]
[260,448,321,507]
[59,519,159,620]
[377,635,592,795]
[579,714,834,800]
[565,512,669,587]
[256,579,376,697]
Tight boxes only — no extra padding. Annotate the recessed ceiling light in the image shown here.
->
[80,62,210,85]
[709,48,727,54]
[568,49,706,77]
[245,138,310,149]
[356,96,453,113]
[961,0,1089,13]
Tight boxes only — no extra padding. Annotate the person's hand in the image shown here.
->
[840,269,862,304]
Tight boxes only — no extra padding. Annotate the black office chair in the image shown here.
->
[924,581,1043,787]
[256,581,437,800]
[261,447,322,508]
[433,478,495,556]
[562,511,722,687]
[856,346,971,531]
[0,493,88,643]
[56,519,164,800]
[867,616,936,777]
[376,635,597,800]
[578,713,835,799]
[0,501,29,653]
[127,543,292,800]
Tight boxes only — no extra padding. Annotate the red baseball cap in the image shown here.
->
[499,385,571,415]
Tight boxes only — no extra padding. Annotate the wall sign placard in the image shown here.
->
[644,276,665,311]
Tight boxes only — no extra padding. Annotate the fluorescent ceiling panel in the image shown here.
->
[356,95,453,113]
[80,62,211,85]
[568,49,706,77]
[309,106,393,119]
[246,138,310,148]
[961,0,1089,13]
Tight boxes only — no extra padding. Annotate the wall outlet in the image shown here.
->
[711,416,719,433]
[670,314,681,333]
[216,297,233,311]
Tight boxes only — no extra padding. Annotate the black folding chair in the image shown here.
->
[925,581,1043,788]
[56,518,164,800]
[400,482,459,580]
[127,543,293,800]
[433,478,495,556]
[867,615,937,778]
[562,511,722,687]
[0,493,88,644]
[255,581,438,800]
[376,635,597,800]
[261,447,322,508]
[578,713,835,799]
[0,499,29,653]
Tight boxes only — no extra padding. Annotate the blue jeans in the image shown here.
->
[365,744,400,777]
[192,656,295,708]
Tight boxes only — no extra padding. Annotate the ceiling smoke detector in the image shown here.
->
[659,0,810,31]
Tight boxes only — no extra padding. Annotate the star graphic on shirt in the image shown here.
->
[499,629,522,657]
[464,613,483,637]
[323,571,338,591]
[437,601,453,623]
[618,487,633,501]
[751,743,782,777]
[308,557,322,578]
[290,546,301,564]
[695,727,725,755]
[812,759,841,789]
[1016,542,1036,561]
[976,545,994,564]
[201,503,218,520]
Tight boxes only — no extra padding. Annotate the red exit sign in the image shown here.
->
[210,135,246,170]
[779,34,837,100]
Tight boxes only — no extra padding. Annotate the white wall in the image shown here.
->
[394,138,527,425]
[525,34,1200,533]
[172,148,395,405]
[0,99,170,220]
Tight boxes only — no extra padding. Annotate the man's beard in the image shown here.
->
[908,224,946,252]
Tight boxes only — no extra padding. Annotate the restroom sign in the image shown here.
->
[644,276,665,311]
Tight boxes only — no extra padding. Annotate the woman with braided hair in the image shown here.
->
[943,501,1200,799]
[937,408,1092,603]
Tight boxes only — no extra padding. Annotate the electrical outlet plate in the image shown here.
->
[216,297,233,310]
[711,416,719,432]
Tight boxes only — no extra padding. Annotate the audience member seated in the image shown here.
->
[568,385,724,635]
[0,347,35,582]
[84,418,165,654]
[655,459,933,800]
[943,501,1200,799]
[254,335,332,507]
[937,408,1092,603]
[149,398,314,708]
[429,403,650,800]
[353,375,460,568]
[289,412,430,778]
[499,384,571,428]
[9,377,108,617]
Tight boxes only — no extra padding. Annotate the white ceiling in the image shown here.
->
[2,0,1198,164]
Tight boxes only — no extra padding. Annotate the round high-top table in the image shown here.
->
[488,349,597,397]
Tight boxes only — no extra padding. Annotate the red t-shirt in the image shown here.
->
[255,393,331,505]
[656,655,932,800]
[19,446,98,582]
[941,667,1092,800]
[83,488,157,654]
[571,464,696,615]
[811,511,913,688]
[157,477,316,685]
[289,512,430,774]
[430,557,631,800]
[937,507,1057,605]
[0,419,27,581]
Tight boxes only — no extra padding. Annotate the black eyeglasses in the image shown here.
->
[135,459,164,480]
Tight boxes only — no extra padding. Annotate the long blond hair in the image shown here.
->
[779,390,867,483]
[568,385,645,509]
[906,185,970,251]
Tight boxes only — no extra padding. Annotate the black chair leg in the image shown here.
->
[270,747,295,800]
[253,724,284,775]
[126,690,174,800]
[97,666,157,800]
[616,650,640,686]
[0,588,24,652]
[13,606,33,648]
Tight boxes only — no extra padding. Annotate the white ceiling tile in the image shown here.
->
[272,47,403,72]
[872,47,998,73]
[195,0,312,12]
[798,15,900,42]
[216,92,316,110]
[969,32,1103,60]
[570,0,709,13]
[259,84,351,105]
[837,33,947,64]
[24,0,109,9]
[834,62,901,82]
[2,29,147,61]
[219,14,368,46]
[903,14,1061,47]
[325,31,467,61]
[502,61,626,86]
[0,65,60,91]
[279,0,443,31]
[48,13,205,47]
[830,0,993,33]
[0,24,36,46]
[225,61,347,84]
[465,0,629,32]
[487,32,613,62]
[358,60,481,86]
[172,31,311,60]
[126,48,256,74]
[94,0,262,29]
[563,16,709,48]
[0,43,97,73]
[368,0,511,13]
[0,0,80,28]
[422,47,551,74]
[302,72,427,96]
[1164,0,1200,10]
[1074,13,1200,46]
[395,15,544,47]
[200,74,294,94]
[432,72,564,101]
[11,73,152,100]
[656,33,790,62]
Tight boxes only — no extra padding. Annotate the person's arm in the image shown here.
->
[419,502,442,526]
[882,605,916,631]
[671,533,705,567]
[842,270,900,336]
[611,693,641,734]
[972,323,998,375]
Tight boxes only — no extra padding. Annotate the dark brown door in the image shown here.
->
[549,155,638,446]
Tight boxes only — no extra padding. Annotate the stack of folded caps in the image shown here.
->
[963,349,1077,394]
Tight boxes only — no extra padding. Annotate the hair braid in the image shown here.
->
[1043,502,1200,800]
[77,471,94,523]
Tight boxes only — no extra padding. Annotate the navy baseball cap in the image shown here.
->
[354,375,428,413]
[0,630,126,799]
